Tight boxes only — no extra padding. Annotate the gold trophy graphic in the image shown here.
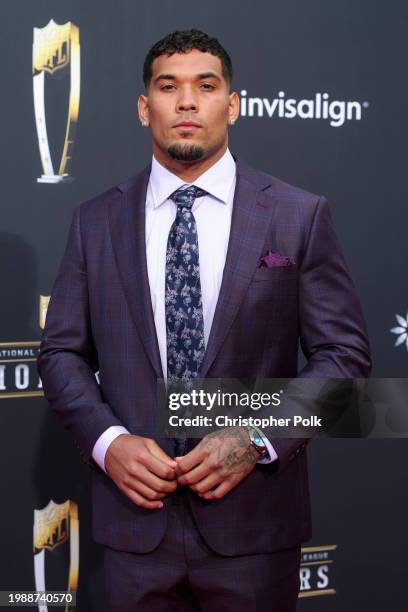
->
[39,295,50,330]
[33,500,79,612]
[33,19,80,183]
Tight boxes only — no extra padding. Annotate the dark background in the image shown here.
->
[1,1,407,609]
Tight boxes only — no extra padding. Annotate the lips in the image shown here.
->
[174,121,201,129]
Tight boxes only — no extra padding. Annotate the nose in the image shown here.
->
[176,86,197,112]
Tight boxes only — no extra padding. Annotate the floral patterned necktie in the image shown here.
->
[165,185,208,454]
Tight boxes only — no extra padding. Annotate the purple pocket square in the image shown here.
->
[258,249,294,268]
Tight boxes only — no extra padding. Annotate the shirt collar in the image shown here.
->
[149,148,236,209]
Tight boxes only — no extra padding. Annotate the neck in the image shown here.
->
[152,144,228,183]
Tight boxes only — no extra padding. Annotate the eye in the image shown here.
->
[200,83,215,90]
[160,84,176,91]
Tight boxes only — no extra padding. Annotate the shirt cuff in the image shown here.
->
[92,425,130,473]
[255,428,278,464]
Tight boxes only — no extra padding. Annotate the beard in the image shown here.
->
[167,143,205,162]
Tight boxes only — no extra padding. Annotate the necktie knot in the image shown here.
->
[169,185,208,210]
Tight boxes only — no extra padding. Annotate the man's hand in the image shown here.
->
[175,427,258,500]
[105,434,178,509]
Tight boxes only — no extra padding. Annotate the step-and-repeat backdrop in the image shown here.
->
[1,1,407,610]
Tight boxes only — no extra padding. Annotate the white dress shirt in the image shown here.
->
[92,148,277,471]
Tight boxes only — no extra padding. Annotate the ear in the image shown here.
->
[138,94,150,127]
[228,91,240,125]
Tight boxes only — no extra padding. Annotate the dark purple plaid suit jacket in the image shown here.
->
[37,157,371,556]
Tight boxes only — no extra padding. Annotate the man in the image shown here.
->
[38,29,371,611]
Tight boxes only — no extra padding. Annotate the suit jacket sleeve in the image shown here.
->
[37,203,124,465]
[263,196,372,472]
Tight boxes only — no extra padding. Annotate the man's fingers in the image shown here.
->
[200,478,235,501]
[124,477,167,501]
[145,439,178,469]
[140,449,178,480]
[175,443,205,473]
[122,485,164,510]
[106,436,179,506]
[191,472,224,494]
[131,467,178,494]
[177,461,211,486]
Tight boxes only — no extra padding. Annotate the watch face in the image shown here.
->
[250,431,266,455]
[253,433,265,448]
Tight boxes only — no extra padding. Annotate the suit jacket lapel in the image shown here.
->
[108,164,164,379]
[199,158,276,378]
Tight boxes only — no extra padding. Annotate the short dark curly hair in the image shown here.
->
[143,29,233,89]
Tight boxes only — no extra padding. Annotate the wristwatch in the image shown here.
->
[246,426,268,458]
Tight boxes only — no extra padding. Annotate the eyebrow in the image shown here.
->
[153,71,222,84]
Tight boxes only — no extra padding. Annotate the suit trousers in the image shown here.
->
[103,487,301,611]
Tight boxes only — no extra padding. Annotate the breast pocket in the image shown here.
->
[251,264,298,283]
